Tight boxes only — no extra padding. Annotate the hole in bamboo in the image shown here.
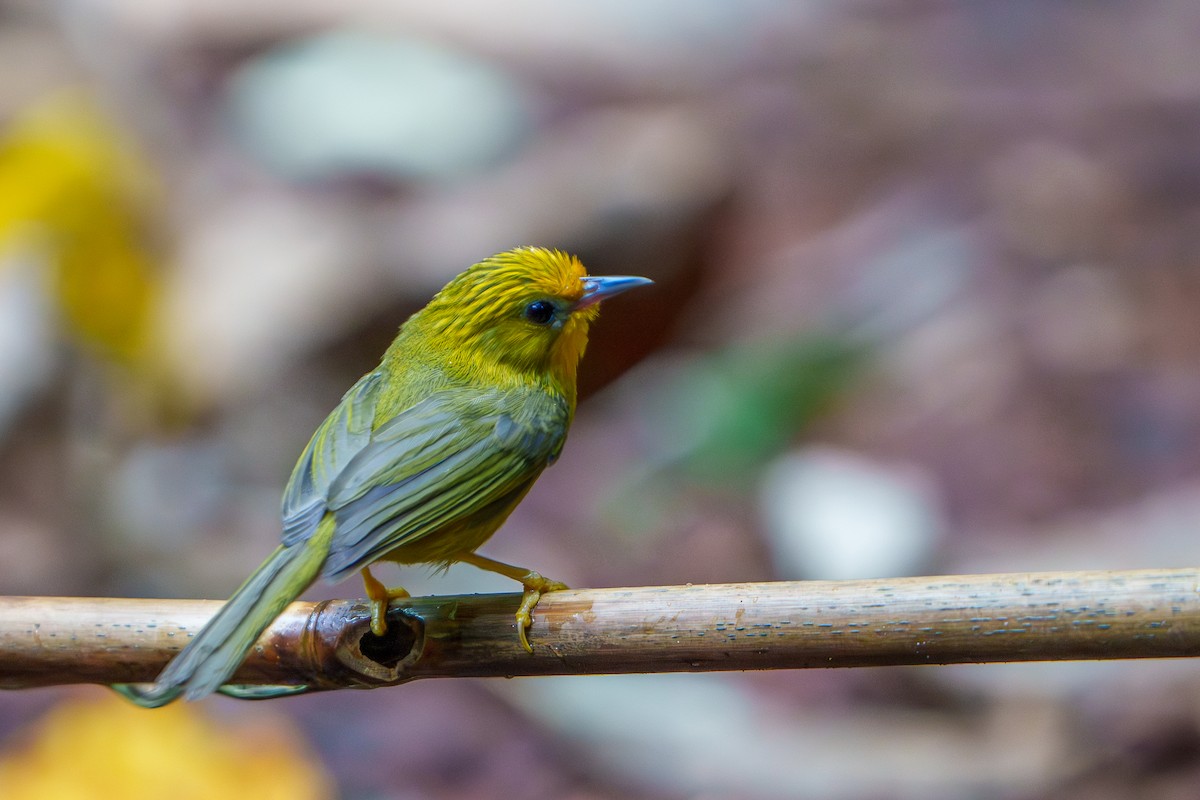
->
[358,611,417,668]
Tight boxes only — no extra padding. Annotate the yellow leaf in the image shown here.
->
[0,89,162,366]
[0,692,336,800]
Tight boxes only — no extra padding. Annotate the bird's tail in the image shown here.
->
[119,517,334,707]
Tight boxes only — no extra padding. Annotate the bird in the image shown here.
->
[122,247,651,705]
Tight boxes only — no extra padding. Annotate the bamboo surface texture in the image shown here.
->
[2,568,1198,692]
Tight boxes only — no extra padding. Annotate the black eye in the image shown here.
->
[523,300,556,325]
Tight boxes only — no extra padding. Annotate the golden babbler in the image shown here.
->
[129,247,651,705]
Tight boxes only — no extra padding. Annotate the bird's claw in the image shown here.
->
[515,572,568,653]
[520,570,569,594]
[361,567,410,637]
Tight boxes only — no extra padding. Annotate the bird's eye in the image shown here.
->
[523,300,556,325]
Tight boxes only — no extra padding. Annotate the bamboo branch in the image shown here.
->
[2,568,1199,692]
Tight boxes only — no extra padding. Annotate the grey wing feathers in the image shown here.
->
[319,389,570,581]
[277,373,569,583]
[281,371,383,545]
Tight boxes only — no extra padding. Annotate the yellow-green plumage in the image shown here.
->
[124,248,650,705]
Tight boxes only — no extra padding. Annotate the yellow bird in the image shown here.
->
[125,247,651,705]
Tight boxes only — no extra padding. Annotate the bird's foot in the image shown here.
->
[454,552,568,652]
[361,567,410,637]
[515,571,569,653]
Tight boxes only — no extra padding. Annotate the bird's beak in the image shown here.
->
[575,275,654,310]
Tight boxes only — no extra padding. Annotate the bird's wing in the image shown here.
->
[280,371,384,545]
[290,384,569,582]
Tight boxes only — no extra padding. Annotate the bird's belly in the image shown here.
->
[376,481,535,567]
[378,516,503,566]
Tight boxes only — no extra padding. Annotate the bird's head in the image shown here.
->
[411,247,651,393]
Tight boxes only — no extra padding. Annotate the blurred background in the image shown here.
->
[2,1,1200,797]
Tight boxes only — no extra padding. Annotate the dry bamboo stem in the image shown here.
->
[2,568,1198,692]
